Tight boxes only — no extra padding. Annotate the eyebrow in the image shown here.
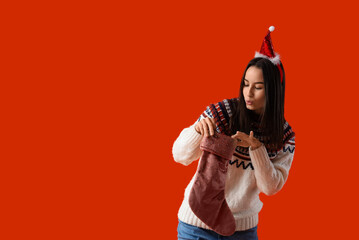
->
[244,79,264,84]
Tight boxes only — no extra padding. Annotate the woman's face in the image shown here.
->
[242,66,266,114]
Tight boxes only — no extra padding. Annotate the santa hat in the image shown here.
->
[254,26,283,82]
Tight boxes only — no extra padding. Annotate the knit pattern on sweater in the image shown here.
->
[173,98,297,232]
[197,98,295,161]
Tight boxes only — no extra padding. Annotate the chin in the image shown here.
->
[246,105,256,110]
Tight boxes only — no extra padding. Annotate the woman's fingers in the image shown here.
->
[209,117,216,128]
[231,131,251,147]
[195,122,203,135]
[249,131,254,139]
[205,118,214,136]
[198,123,203,135]
[236,131,251,139]
[195,118,216,137]
[203,120,209,137]
[232,131,245,139]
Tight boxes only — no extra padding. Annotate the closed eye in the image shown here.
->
[243,85,263,90]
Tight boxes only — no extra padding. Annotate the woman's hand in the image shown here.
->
[194,118,216,137]
[231,131,262,150]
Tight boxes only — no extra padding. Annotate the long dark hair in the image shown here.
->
[229,57,285,150]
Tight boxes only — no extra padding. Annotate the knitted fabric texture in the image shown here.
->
[173,98,296,232]
[189,133,237,236]
[197,98,295,160]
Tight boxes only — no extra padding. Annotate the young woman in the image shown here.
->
[172,56,296,240]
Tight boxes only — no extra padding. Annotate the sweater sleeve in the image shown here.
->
[172,103,214,166]
[172,123,203,166]
[249,135,296,196]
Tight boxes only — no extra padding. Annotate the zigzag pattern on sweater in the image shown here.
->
[283,144,295,153]
[229,159,254,170]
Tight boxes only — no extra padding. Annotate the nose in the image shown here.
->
[247,87,254,97]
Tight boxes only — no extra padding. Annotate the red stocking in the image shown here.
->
[189,133,236,236]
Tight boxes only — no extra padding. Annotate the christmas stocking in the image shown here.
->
[189,133,237,236]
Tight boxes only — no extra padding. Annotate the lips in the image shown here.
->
[246,100,253,105]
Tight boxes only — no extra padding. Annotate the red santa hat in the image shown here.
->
[254,26,283,82]
[254,26,281,65]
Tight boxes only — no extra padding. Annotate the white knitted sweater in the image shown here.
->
[172,99,295,231]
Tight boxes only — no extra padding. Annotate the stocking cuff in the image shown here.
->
[200,133,236,160]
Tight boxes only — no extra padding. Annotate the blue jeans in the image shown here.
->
[177,220,258,240]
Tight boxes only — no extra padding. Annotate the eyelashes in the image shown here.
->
[243,85,263,90]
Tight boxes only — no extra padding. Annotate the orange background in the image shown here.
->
[2,0,359,239]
